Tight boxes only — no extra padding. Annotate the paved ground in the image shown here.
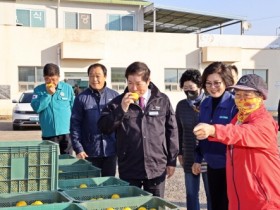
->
[0,119,279,210]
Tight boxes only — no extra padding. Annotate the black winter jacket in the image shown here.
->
[98,82,179,179]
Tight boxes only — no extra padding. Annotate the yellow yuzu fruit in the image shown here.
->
[79,183,88,188]
[31,200,43,205]
[16,201,27,207]
[130,92,139,101]
[111,194,120,199]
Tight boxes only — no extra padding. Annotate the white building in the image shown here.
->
[1,0,280,116]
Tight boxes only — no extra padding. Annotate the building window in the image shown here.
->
[65,12,92,29]
[111,67,126,91]
[18,66,44,92]
[164,68,185,91]
[108,15,134,31]
[242,69,268,83]
[16,9,45,27]
[64,72,88,90]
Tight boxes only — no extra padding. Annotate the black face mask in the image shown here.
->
[184,90,199,100]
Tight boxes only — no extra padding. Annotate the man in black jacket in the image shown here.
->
[98,61,179,198]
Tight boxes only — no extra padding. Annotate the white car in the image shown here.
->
[12,90,40,130]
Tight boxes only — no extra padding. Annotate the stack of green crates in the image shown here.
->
[59,154,76,160]
[58,154,101,180]
[58,158,91,166]
[0,141,59,194]
[59,164,101,180]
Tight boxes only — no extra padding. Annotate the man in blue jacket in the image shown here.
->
[70,63,119,176]
[31,63,75,154]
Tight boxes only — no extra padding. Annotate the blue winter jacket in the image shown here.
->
[70,86,119,157]
[31,82,75,137]
[195,91,237,169]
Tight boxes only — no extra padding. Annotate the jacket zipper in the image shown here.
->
[51,94,56,135]
[230,144,240,210]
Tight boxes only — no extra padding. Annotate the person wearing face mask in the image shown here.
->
[192,62,238,210]
[175,69,211,210]
[193,74,280,210]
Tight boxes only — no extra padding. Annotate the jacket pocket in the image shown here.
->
[253,173,268,201]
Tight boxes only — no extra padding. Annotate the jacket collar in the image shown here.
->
[89,82,107,94]
[56,81,63,90]
[204,91,233,108]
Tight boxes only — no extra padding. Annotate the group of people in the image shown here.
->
[31,61,280,210]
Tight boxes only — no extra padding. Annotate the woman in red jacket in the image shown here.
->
[193,74,280,210]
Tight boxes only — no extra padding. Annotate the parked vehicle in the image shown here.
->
[12,90,40,130]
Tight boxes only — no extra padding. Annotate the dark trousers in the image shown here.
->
[86,156,117,177]
[207,166,228,210]
[42,134,71,155]
[121,176,166,198]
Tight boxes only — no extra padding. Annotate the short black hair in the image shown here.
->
[201,62,234,89]
[87,63,107,76]
[179,69,201,89]
[125,61,150,82]
[43,63,60,77]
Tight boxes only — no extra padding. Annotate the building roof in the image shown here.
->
[61,0,151,6]
[144,4,246,33]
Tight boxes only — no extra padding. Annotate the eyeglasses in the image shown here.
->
[205,81,222,88]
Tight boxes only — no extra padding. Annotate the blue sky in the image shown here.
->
[151,0,280,36]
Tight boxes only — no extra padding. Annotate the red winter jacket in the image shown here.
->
[209,105,280,210]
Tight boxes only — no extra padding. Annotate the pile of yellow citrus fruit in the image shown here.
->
[16,200,44,207]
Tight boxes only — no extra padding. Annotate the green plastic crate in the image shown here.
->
[0,203,85,210]
[59,164,101,179]
[58,177,129,190]
[58,158,91,166]
[80,196,180,210]
[59,154,76,159]
[0,191,71,208]
[62,186,152,202]
[0,140,59,193]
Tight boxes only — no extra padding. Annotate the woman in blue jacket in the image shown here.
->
[192,62,237,210]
